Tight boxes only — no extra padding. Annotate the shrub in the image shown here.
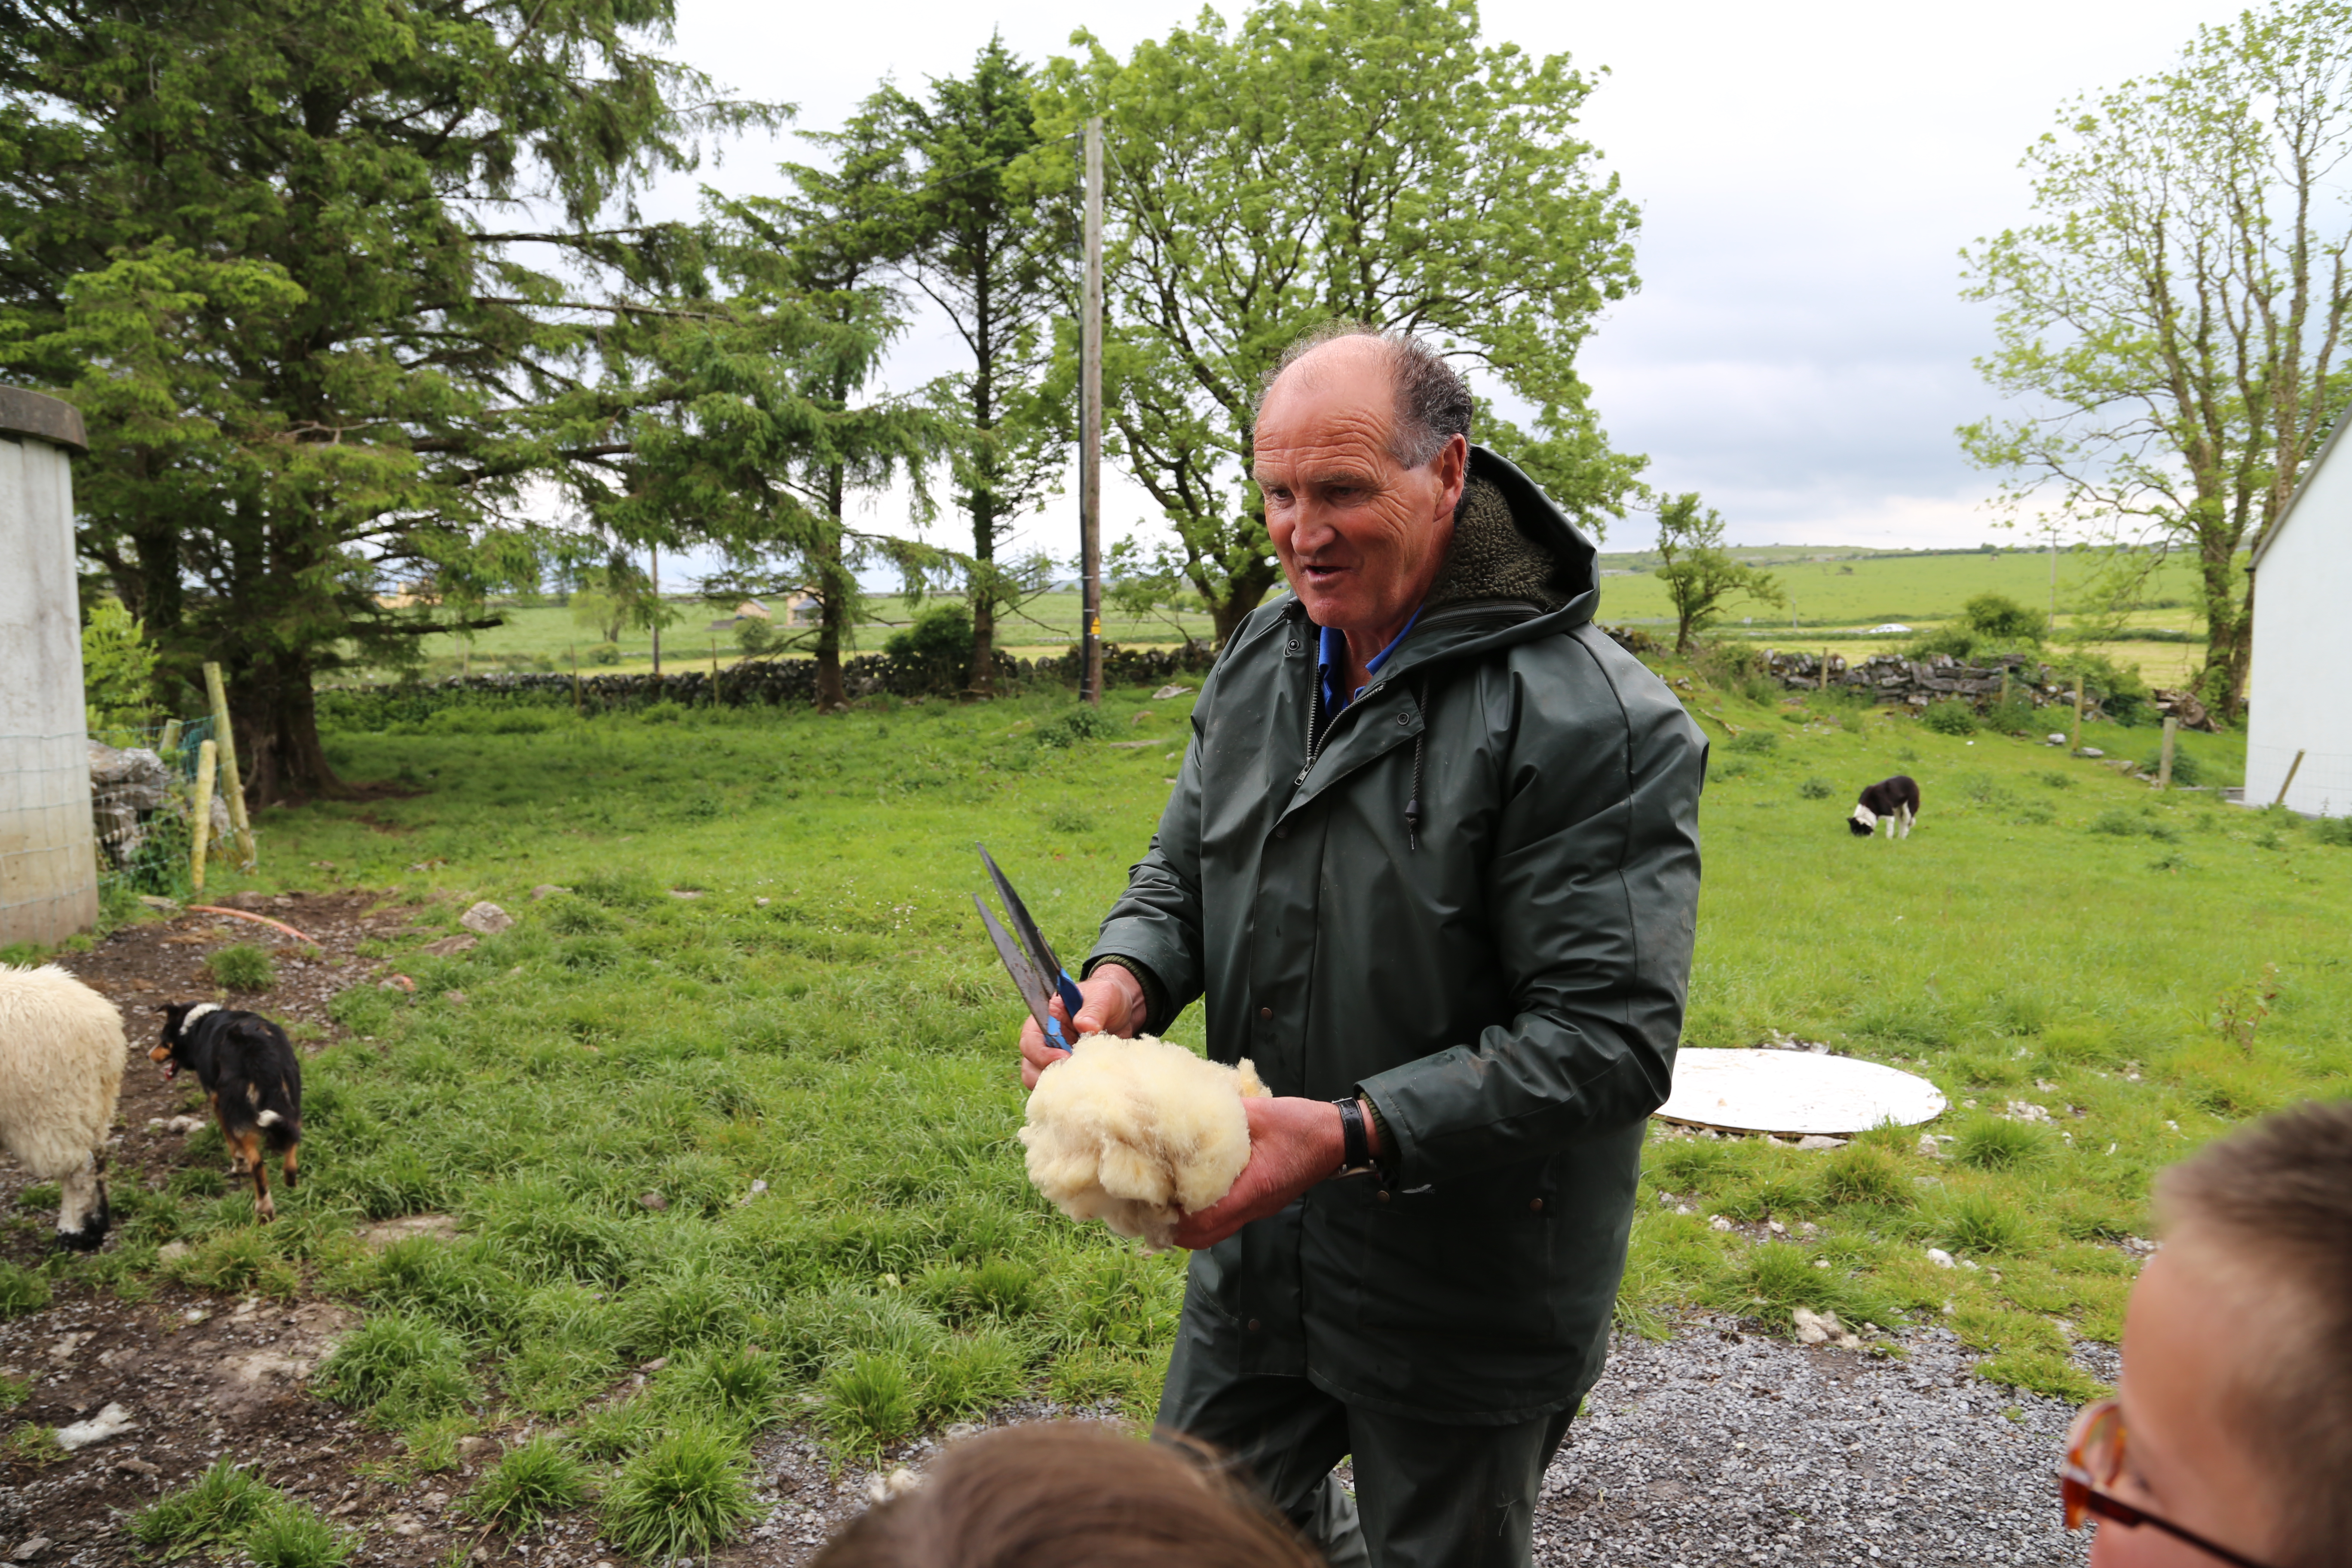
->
[2143,746,2204,787]
[882,603,975,694]
[205,943,277,992]
[585,642,622,665]
[1962,593,2046,642]
[130,1459,278,1555]
[1952,1118,2051,1172]
[245,1497,354,1568]
[313,1311,476,1426]
[1797,777,1833,799]
[466,1436,592,1532]
[598,1425,758,1563]
[2315,815,2352,847]
[1921,702,1978,737]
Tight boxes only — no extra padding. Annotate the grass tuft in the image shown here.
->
[313,1311,476,1426]
[597,1424,758,1562]
[1951,1118,2052,1172]
[205,942,277,992]
[1821,1144,1910,1207]
[0,1262,52,1318]
[820,1351,919,1455]
[465,1435,592,1532]
[130,1458,279,1555]
[245,1496,355,1568]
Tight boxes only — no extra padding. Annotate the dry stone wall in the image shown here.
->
[1762,649,2217,731]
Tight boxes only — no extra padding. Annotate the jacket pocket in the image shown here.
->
[1354,1187,1558,1344]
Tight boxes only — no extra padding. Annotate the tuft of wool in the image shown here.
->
[1019,1034,1269,1253]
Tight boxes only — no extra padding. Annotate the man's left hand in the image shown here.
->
[1170,1096,1348,1250]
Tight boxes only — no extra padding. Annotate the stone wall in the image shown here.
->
[1761,649,2218,731]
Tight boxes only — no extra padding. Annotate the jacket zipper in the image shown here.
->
[1296,660,1322,788]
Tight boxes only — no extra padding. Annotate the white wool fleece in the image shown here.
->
[0,964,126,1178]
[1019,1034,1269,1253]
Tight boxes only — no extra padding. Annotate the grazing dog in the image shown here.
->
[1849,775,1921,839]
[152,1002,302,1221]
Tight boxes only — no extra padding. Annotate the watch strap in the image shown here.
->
[1332,1096,1372,1175]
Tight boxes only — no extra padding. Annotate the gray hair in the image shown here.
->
[1257,323,1474,469]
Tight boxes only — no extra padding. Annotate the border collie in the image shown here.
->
[152,1002,302,1221]
[1849,775,1921,839]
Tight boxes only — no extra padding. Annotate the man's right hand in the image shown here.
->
[1019,966,1146,1090]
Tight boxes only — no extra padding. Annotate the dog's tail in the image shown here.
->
[233,1021,303,1151]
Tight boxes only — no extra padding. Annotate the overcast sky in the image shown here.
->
[631,0,2229,574]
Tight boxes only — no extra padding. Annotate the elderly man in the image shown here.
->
[1018,325,1704,1568]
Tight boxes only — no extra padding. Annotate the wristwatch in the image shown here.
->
[1332,1097,1377,1177]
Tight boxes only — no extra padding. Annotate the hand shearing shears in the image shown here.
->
[973,845,1087,1054]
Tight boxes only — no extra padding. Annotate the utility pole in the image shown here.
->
[1079,115,1105,707]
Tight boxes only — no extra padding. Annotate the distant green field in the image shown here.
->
[1595,548,2211,635]
[355,547,2220,686]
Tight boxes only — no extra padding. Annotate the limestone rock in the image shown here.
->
[458,900,513,935]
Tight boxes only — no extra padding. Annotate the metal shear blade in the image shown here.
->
[975,845,1085,1052]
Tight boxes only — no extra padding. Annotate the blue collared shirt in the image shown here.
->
[1317,605,1423,723]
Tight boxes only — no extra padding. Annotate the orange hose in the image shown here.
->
[185,905,323,947]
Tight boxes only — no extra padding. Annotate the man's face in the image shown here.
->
[1254,339,1466,638]
[2092,1231,2289,1568]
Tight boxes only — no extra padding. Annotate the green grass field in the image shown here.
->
[370,546,2216,688]
[18,660,2348,1554]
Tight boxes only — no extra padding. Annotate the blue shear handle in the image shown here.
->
[1055,972,1086,1027]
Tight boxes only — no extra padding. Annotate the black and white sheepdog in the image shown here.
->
[153,1002,303,1221]
[1848,775,1921,840]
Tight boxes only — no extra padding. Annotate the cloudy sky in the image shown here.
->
[634,0,2228,566]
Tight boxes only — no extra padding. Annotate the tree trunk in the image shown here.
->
[814,464,849,710]
[2217,570,2254,720]
[967,472,998,700]
[234,645,343,807]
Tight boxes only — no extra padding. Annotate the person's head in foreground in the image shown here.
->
[810,1421,1319,1568]
[2066,1098,2352,1568]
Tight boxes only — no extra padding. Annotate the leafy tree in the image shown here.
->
[81,596,160,735]
[681,110,938,710]
[0,0,777,801]
[1031,0,1644,646]
[876,37,1072,697]
[1961,0,2352,717]
[1652,493,1783,654]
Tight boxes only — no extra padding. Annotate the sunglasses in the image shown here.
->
[2061,1397,2275,1568]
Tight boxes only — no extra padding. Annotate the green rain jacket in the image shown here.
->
[1085,445,1706,1425]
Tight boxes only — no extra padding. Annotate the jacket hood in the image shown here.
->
[1282,443,1602,680]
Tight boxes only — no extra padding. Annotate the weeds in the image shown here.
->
[204,942,277,992]
[1797,778,1832,799]
[4,1423,66,1467]
[2215,963,2281,1056]
[821,1351,919,1455]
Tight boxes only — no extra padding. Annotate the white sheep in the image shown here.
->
[0,964,126,1250]
[1019,1034,1268,1253]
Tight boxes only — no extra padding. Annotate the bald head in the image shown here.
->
[1256,325,1473,471]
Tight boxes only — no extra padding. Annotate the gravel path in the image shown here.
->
[1532,1320,2094,1566]
[723,1320,2100,1566]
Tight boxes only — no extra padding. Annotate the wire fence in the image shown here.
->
[87,716,223,900]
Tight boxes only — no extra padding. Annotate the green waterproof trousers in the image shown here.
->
[1163,1326,1575,1568]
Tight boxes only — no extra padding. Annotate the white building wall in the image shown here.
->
[0,423,98,944]
[2246,434,2352,816]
